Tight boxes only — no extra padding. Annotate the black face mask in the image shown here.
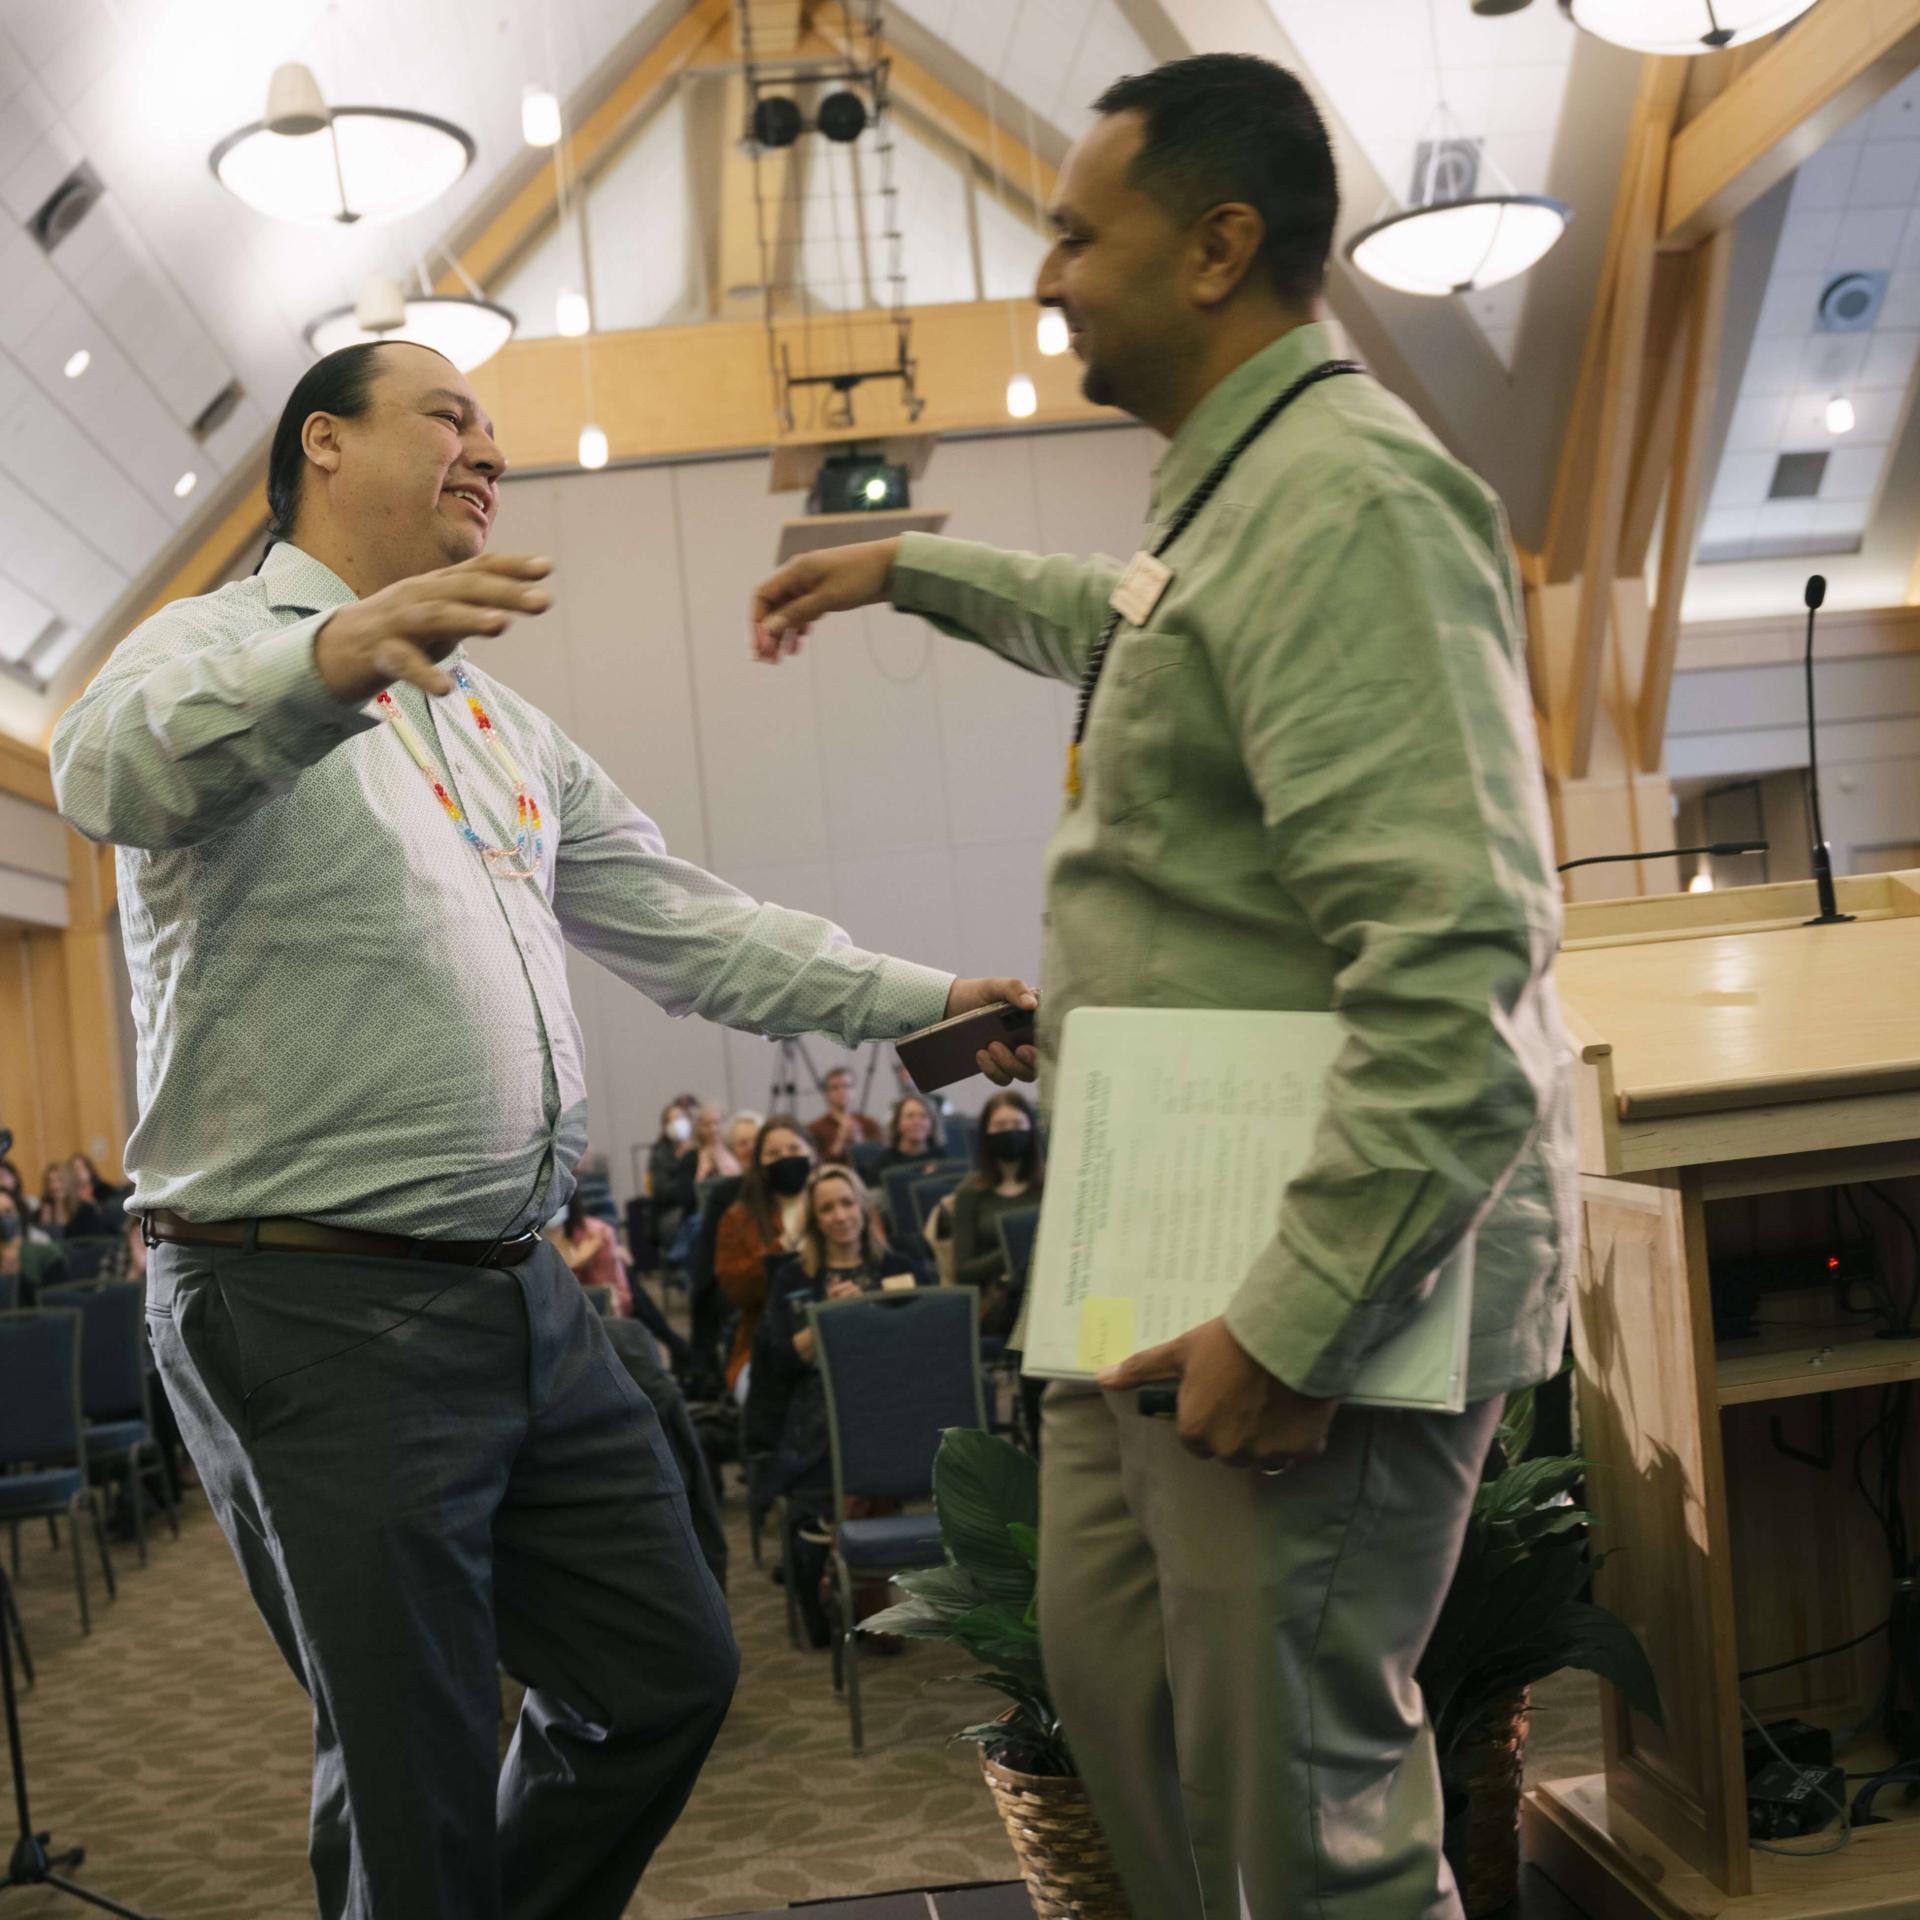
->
[985,1129,1031,1163]
[0,1214,17,1243]
[767,1155,813,1198]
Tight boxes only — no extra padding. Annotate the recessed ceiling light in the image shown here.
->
[173,471,198,498]
[1826,395,1856,435]
[63,348,90,379]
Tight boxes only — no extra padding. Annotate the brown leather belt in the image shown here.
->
[143,1208,543,1269]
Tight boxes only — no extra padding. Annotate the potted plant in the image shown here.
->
[1418,1368,1664,1917]
[862,1427,1129,1920]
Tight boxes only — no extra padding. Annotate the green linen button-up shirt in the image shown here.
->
[890,321,1577,1405]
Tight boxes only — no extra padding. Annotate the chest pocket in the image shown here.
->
[1086,629,1198,824]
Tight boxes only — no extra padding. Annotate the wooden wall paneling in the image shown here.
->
[1637,227,1734,776]
[0,931,46,1179]
[1573,1172,1750,1895]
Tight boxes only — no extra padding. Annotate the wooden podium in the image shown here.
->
[1522,870,1920,1919]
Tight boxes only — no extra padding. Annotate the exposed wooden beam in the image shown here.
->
[1543,60,1688,585]
[435,0,733,298]
[1566,117,1672,779]
[468,297,1111,471]
[1662,0,1920,248]
[733,0,807,56]
[1637,227,1733,773]
[1617,252,1692,576]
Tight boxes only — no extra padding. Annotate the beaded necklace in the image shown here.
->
[375,665,544,879]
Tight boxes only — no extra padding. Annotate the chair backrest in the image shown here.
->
[0,1309,86,1467]
[810,1286,986,1503]
[40,1281,146,1421]
[850,1140,888,1185]
[57,1235,123,1283]
[996,1207,1042,1290]
[910,1168,970,1236]
[880,1159,961,1234]
[945,1110,980,1168]
[0,1269,16,1314]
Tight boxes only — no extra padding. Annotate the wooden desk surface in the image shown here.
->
[1556,873,1920,1121]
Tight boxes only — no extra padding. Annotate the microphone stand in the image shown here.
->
[1,1564,156,1917]
[1802,575,1853,926]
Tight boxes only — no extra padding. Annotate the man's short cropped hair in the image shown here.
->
[1093,54,1339,308]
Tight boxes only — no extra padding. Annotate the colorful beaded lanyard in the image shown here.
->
[375,666,544,879]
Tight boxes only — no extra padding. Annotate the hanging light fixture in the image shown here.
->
[521,87,563,149]
[555,288,591,338]
[1562,0,1820,54]
[1006,373,1037,419]
[1036,309,1070,357]
[1345,11,1569,300]
[578,424,609,470]
[211,62,474,226]
[306,274,516,373]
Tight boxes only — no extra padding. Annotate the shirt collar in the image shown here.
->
[1148,319,1345,524]
[260,541,360,617]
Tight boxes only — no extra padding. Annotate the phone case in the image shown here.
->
[895,1003,1037,1092]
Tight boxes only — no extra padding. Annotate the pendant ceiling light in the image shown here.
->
[1346,8,1570,301]
[306,275,515,373]
[211,63,474,226]
[1562,0,1820,53]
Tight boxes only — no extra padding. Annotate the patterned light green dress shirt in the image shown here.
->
[890,321,1577,1404]
[50,542,954,1240]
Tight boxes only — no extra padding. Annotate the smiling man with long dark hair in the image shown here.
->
[50,337,1036,1920]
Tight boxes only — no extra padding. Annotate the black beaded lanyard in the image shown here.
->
[1065,358,1364,800]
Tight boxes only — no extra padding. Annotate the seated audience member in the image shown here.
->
[41,1152,113,1244]
[646,1099,700,1252]
[745,1165,931,1644]
[952,1092,1044,1338]
[68,1154,126,1235]
[879,1092,946,1170]
[0,1159,35,1227]
[724,1110,762,1171]
[551,1193,636,1317]
[0,1191,67,1302]
[713,1117,814,1390]
[692,1103,741,1185]
[806,1065,882,1168]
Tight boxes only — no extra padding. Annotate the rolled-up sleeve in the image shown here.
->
[52,607,374,849]
[1208,479,1562,1398]
[549,729,952,1049]
[889,533,1123,686]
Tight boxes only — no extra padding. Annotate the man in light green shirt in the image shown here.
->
[751,54,1575,1920]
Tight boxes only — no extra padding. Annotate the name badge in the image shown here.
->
[1108,551,1173,628]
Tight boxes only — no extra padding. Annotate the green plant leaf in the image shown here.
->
[892,1563,984,1615]
[933,1430,1041,1611]
[1007,1521,1040,1568]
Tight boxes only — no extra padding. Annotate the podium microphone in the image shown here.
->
[1802,574,1853,927]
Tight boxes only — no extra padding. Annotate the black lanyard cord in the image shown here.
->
[1069,358,1364,760]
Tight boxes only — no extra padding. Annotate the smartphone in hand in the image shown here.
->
[895,1002,1037,1092]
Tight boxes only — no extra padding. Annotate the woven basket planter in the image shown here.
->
[1443,1686,1532,1920]
[979,1747,1131,1920]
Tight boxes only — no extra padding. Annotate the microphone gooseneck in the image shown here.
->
[1802,573,1852,926]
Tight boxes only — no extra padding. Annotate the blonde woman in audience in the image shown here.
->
[712,1116,814,1390]
[724,1111,762,1169]
[692,1104,741,1184]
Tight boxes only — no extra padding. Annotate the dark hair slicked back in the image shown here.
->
[261,340,452,552]
[1093,54,1338,308]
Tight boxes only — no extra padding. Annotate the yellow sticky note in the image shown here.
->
[1077,1297,1138,1374]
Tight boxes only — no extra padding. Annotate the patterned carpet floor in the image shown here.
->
[0,1477,1604,1920]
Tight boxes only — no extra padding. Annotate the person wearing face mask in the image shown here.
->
[950,1091,1044,1336]
[712,1117,815,1391]
[647,1100,701,1249]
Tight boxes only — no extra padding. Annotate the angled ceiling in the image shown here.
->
[3,0,1915,755]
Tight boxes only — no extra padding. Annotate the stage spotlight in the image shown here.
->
[817,91,868,143]
[751,96,803,149]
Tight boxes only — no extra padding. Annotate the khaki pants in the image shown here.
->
[1039,1383,1504,1920]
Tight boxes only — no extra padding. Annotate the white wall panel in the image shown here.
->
[481,420,1149,1195]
